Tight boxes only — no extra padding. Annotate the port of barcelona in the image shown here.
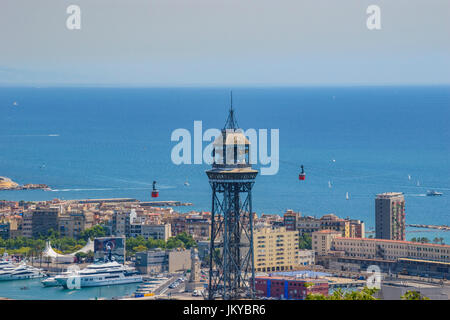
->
[0,0,449,316]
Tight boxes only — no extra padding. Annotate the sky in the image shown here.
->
[0,0,449,86]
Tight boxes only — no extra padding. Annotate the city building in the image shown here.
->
[135,248,191,274]
[312,230,342,255]
[319,214,350,237]
[283,210,300,231]
[296,214,364,238]
[349,219,365,238]
[254,275,328,300]
[296,216,320,235]
[185,214,211,240]
[375,192,406,240]
[254,227,299,272]
[0,222,10,239]
[332,237,450,262]
[22,207,59,238]
[130,223,172,241]
[298,250,315,266]
[314,235,450,278]
[162,212,211,240]
[58,211,94,239]
[110,210,136,237]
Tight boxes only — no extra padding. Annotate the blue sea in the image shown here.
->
[0,86,449,244]
[0,277,139,300]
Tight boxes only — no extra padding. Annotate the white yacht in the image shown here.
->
[0,262,45,281]
[0,260,16,271]
[54,261,142,289]
[42,270,72,287]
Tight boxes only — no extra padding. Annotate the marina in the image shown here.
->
[0,277,140,300]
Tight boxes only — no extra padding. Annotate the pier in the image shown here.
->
[140,201,192,207]
[407,224,450,231]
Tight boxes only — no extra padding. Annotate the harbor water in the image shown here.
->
[0,277,139,300]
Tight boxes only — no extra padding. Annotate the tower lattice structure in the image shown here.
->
[206,94,258,300]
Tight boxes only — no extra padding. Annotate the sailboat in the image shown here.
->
[346,192,349,200]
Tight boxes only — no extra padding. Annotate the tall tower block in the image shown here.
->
[375,192,406,241]
[206,94,258,300]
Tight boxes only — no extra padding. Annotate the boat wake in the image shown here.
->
[50,187,152,192]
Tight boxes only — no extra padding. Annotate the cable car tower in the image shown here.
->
[206,93,258,300]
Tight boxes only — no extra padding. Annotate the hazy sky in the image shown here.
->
[1,0,449,86]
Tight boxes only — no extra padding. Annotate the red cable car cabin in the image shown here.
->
[299,165,306,181]
[151,181,159,198]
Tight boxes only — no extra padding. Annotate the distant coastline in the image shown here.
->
[0,176,50,191]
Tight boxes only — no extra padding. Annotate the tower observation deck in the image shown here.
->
[206,93,258,300]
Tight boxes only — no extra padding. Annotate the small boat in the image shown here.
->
[426,190,443,196]
[346,192,349,200]
[328,181,332,188]
[42,277,61,287]
[408,174,411,181]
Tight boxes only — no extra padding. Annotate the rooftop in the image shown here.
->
[376,192,404,198]
[315,230,342,234]
[335,237,450,248]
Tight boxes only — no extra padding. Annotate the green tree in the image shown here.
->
[132,245,148,253]
[79,224,107,241]
[173,232,197,249]
[401,290,430,300]
[298,233,312,250]
[306,286,379,300]
[419,237,430,244]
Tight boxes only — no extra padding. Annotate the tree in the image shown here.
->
[306,286,379,300]
[79,224,106,241]
[132,245,148,253]
[298,233,312,250]
[401,290,430,300]
[419,237,430,244]
[75,252,87,263]
[166,237,185,250]
[174,232,197,249]
[433,237,445,245]
[305,293,327,300]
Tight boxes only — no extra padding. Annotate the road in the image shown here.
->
[155,273,184,296]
